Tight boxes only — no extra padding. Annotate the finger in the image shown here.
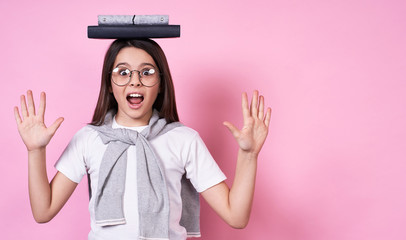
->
[38,92,46,121]
[14,107,22,125]
[264,107,272,128]
[250,90,259,118]
[20,94,28,118]
[223,121,240,139]
[258,95,265,120]
[241,92,250,125]
[27,90,36,116]
[48,117,64,136]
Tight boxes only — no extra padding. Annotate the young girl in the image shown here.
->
[14,39,271,240]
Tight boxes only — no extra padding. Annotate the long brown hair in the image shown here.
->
[90,39,179,125]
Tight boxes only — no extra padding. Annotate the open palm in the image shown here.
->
[224,91,271,155]
[14,91,64,151]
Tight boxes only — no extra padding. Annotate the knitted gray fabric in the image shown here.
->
[88,110,200,239]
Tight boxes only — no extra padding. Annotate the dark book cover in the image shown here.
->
[88,25,181,39]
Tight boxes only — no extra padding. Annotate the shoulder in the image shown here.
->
[151,125,203,148]
[69,125,102,145]
[73,125,99,137]
[165,125,200,141]
[62,125,106,161]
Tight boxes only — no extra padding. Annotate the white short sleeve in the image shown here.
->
[54,127,92,183]
[183,132,227,193]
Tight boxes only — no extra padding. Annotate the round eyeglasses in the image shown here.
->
[111,66,160,87]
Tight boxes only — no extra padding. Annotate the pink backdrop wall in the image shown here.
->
[1,0,406,239]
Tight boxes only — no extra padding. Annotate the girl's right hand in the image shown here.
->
[14,90,64,152]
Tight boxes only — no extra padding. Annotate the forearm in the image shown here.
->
[202,150,259,229]
[28,148,53,223]
[228,149,258,228]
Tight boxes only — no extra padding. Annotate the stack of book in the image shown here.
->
[88,15,180,39]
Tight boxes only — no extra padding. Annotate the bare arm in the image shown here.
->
[201,90,271,228]
[15,90,77,223]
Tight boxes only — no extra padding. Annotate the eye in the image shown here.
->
[120,69,131,76]
[113,67,130,76]
[141,68,156,76]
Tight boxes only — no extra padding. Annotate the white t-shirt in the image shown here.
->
[55,118,227,240]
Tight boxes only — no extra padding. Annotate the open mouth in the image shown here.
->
[126,93,144,105]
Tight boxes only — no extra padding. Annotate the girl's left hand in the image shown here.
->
[223,90,271,156]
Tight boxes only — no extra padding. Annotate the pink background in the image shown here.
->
[1,0,406,239]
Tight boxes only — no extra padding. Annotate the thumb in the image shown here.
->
[48,117,64,136]
[223,121,240,139]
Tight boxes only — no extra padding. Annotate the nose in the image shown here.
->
[129,70,142,87]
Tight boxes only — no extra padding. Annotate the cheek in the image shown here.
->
[147,85,161,104]
[110,85,123,103]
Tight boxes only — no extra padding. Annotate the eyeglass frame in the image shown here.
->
[110,65,161,87]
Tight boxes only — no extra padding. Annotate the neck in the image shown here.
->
[115,109,153,127]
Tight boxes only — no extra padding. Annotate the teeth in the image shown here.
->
[128,93,143,98]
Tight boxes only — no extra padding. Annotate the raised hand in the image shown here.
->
[223,90,271,156]
[201,90,271,228]
[14,90,64,152]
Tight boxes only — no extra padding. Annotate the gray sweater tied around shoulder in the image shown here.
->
[88,110,200,239]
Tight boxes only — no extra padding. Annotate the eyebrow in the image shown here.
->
[115,62,156,69]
